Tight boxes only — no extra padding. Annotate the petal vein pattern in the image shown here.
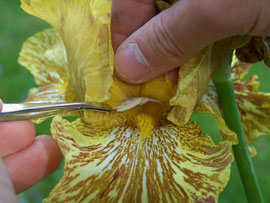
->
[44,116,233,203]
[18,29,67,107]
[232,60,270,143]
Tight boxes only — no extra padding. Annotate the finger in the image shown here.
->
[0,99,35,157]
[3,135,63,193]
[115,0,267,84]
[0,120,35,157]
[111,0,157,50]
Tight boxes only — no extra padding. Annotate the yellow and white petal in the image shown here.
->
[25,84,65,104]
[235,89,270,143]
[21,0,114,103]
[18,28,71,122]
[232,61,270,143]
[18,28,67,86]
[24,85,68,124]
[44,116,233,203]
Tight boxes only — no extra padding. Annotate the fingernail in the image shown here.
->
[115,42,152,83]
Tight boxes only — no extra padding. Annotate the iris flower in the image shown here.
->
[18,0,270,202]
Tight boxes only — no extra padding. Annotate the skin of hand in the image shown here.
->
[0,101,63,194]
[113,0,270,84]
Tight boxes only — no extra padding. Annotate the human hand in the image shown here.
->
[113,0,270,84]
[0,101,62,194]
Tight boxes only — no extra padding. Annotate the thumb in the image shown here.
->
[115,0,262,84]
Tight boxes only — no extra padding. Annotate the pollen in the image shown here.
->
[134,113,155,138]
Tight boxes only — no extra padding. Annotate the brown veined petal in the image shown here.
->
[18,29,82,122]
[18,28,67,86]
[23,84,67,124]
[25,84,65,104]
[45,116,233,202]
[232,61,270,143]
[195,86,238,144]
[21,0,114,103]
[18,29,67,122]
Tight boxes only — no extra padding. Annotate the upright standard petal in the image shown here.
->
[18,28,67,86]
[168,36,250,127]
[44,116,233,203]
[21,0,114,103]
[18,29,67,104]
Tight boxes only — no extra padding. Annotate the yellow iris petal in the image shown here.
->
[18,29,76,122]
[19,29,66,118]
[18,28,67,87]
[195,86,238,144]
[232,60,270,143]
[167,36,249,127]
[21,0,114,103]
[168,48,211,126]
[44,116,233,203]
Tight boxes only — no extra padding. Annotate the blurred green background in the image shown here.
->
[1,1,270,202]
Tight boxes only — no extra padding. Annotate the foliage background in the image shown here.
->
[1,1,270,202]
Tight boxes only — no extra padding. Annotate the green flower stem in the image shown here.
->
[213,54,264,203]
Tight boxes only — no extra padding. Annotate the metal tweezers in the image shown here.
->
[0,102,111,121]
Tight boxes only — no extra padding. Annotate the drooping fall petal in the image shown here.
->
[44,116,233,203]
[232,60,270,143]
[21,0,114,103]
